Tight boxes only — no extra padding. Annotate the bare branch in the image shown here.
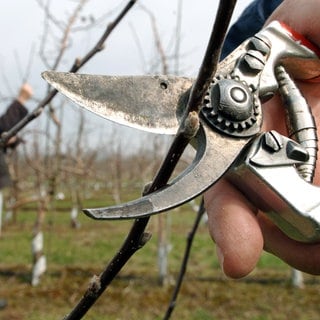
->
[35,0,64,32]
[129,22,147,72]
[51,0,89,70]
[62,2,237,318]
[13,50,24,81]
[174,0,183,75]
[72,3,128,32]
[23,43,36,83]
[69,0,138,72]
[139,5,168,74]
[163,199,205,320]
[184,0,237,115]
[38,0,51,69]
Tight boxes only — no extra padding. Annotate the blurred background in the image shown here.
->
[0,1,320,320]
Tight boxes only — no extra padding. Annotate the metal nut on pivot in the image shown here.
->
[264,131,283,152]
[213,79,252,121]
[201,74,262,137]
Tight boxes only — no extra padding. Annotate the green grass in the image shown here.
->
[0,198,319,319]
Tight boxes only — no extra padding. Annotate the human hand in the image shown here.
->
[204,0,320,279]
[17,83,33,105]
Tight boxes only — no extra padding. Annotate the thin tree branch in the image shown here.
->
[44,0,88,198]
[0,0,138,148]
[13,50,24,81]
[38,0,51,69]
[35,0,65,32]
[163,198,205,320]
[52,0,89,71]
[140,5,169,74]
[69,0,138,72]
[72,3,127,32]
[23,43,36,83]
[184,0,237,114]
[62,1,237,319]
[129,22,147,72]
[174,0,183,75]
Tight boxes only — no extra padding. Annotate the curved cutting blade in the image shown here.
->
[83,123,251,220]
[42,71,193,135]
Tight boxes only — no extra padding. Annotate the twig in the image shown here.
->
[173,0,183,75]
[0,0,138,147]
[129,22,147,72]
[13,50,24,82]
[52,0,89,71]
[35,0,64,32]
[184,0,237,115]
[163,198,205,320]
[140,5,169,74]
[63,111,200,320]
[23,43,36,83]
[62,1,237,319]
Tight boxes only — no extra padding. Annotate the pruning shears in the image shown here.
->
[43,21,320,243]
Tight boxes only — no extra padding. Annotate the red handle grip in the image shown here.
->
[280,22,320,56]
[280,22,320,82]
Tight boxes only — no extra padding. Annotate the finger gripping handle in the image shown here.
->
[279,21,320,82]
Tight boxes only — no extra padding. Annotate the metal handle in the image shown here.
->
[228,132,320,243]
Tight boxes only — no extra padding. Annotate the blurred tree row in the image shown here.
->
[0,0,187,286]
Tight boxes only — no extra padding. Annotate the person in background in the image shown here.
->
[0,83,33,310]
[0,83,33,188]
[205,0,320,279]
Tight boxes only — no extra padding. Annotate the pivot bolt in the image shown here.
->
[212,79,252,121]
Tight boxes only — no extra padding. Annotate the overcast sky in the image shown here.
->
[0,0,252,153]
